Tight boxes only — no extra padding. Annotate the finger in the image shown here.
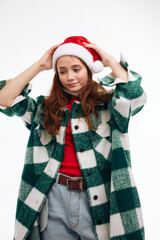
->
[86,38,97,45]
[49,43,61,50]
[84,43,103,58]
[84,43,97,49]
[48,43,61,54]
[84,43,101,54]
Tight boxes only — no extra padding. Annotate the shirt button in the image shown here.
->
[97,220,102,225]
[93,195,98,200]
[74,125,79,130]
[80,148,84,152]
[87,171,92,176]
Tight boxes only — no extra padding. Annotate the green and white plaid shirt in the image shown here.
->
[0,55,146,240]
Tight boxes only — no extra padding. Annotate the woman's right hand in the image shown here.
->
[0,43,61,107]
[37,43,61,71]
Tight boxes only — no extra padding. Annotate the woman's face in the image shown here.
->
[56,56,88,93]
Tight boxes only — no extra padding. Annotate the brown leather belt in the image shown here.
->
[58,174,87,191]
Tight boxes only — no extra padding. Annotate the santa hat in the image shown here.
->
[52,36,104,73]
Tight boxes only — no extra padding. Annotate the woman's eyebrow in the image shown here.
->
[58,64,81,69]
[58,66,66,69]
[72,64,81,67]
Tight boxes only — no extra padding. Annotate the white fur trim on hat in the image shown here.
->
[52,43,103,73]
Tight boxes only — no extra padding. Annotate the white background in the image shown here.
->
[0,0,159,239]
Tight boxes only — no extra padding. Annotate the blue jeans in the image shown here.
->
[41,174,96,240]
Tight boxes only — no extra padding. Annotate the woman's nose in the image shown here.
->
[67,71,74,80]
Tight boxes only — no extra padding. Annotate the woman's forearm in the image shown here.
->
[0,44,60,108]
[0,61,43,107]
[107,56,128,82]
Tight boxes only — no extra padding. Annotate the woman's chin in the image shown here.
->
[67,87,81,93]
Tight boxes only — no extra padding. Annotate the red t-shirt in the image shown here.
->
[59,98,83,177]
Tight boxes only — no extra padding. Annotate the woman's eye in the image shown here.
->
[60,71,66,74]
[74,68,80,72]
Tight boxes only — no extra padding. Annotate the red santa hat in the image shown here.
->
[52,36,104,73]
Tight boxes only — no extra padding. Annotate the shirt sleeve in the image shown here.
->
[99,54,147,133]
[0,80,40,130]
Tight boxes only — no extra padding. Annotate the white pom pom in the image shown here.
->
[91,61,104,73]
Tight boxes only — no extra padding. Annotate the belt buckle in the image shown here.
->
[66,178,83,191]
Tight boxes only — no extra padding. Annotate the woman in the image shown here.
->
[0,36,146,240]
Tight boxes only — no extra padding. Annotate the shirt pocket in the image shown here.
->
[89,109,112,171]
[28,126,56,175]
[89,109,111,142]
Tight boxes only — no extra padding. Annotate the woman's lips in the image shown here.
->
[67,83,78,87]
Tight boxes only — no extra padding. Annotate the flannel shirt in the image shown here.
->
[0,54,147,240]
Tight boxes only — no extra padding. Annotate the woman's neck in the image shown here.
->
[63,88,80,97]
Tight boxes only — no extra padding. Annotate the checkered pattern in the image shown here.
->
[0,54,146,240]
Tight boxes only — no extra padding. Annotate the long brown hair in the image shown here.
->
[42,66,113,135]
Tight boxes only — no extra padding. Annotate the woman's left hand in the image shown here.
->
[84,40,128,82]
[84,40,116,68]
